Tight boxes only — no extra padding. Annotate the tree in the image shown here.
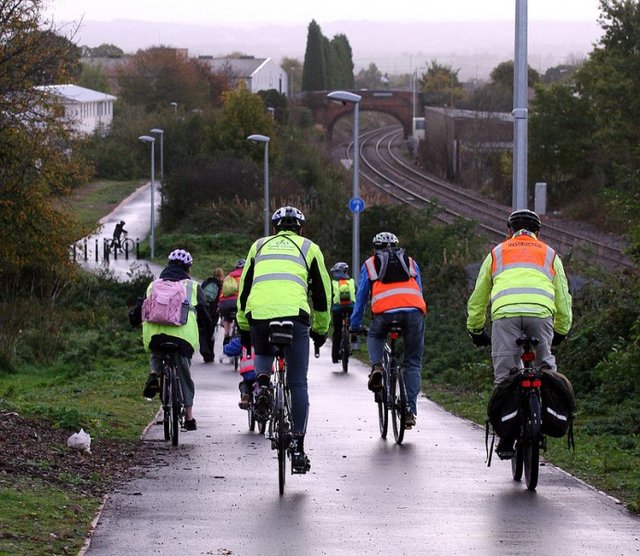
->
[302,20,327,91]
[355,63,384,89]
[81,43,124,58]
[116,46,212,111]
[419,61,466,107]
[281,56,302,95]
[78,63,111,92]
[465,60,541,111]
[329,34,354,89]
[0,0,90,290]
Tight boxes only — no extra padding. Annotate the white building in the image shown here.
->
[36,84,117,136]
[199,56,289,96]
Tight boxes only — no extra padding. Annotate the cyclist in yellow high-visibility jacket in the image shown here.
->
[466,209,572,459]
[236,206,331,473]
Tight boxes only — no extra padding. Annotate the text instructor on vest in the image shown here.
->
[466,209,572,384]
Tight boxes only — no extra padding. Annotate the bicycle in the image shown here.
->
[265,320,295,495]
[156,341,186,447]
[230,310,240,371]
[509,333,546,490]
[106,233,135,259]
[337,309,352,373]
[354,321,411,444]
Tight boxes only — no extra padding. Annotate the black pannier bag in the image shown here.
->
[540,368,576,439]
[487,373,521,440]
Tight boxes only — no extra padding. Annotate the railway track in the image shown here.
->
[340,124,633,271]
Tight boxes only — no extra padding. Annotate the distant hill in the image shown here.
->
[67,18,602,80]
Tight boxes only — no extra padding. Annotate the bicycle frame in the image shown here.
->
[385,325,411,444]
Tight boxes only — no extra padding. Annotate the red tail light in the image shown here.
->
[533,379,542,388]
[521,352,535,363]
[522,379,531,388]
[390,332,400,340]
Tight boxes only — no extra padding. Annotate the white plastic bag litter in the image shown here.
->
[67,428,92,454]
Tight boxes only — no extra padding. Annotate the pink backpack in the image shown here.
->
[142,279,193,326]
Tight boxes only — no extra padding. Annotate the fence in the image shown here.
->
[71,237,140,264]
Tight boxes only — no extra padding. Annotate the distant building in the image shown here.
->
[198,56,288,96]
[37,84,117,136]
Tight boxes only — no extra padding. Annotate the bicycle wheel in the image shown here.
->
[248,399,256,432]
[162,375,171,441]
[170,368,180,447]
[276,400,287,495]
[340,326,350,373]
[390,364,406,444]
[122,238,135,257]
[378,359,389,439]
[511,440,524,481]
[524,395,541,490]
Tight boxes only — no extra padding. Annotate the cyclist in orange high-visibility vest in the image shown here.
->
[329,262,357,364]
[466,209,572,459]
[350,232,426,428]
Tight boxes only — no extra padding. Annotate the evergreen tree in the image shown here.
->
[302,20,327,91]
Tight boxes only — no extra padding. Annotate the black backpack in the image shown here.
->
[540,368,576,442]
[374,247,412,283]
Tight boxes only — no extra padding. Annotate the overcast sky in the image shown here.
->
[46,0,602,26]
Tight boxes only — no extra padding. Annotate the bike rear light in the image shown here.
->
[522,379,531,388]
[390,332,400,340]
[521,352,535,363]
[533,379,542,388]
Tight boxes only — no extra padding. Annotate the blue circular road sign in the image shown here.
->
[349,197,365,213]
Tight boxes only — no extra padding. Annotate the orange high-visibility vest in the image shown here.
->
[364,256,426,315]
[490,232,556,313]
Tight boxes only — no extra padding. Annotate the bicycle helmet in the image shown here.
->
[167,249,193,266]
[235,258,246,269]
[272,206,305,230]
[120,220,125,225]
[372,232,399,249]
[330,262,349,273]
[507,209,541,233]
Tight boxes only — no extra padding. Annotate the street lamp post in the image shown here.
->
[138,135,156,259]
[247,134,270,236]
[326,90,362,281]
[170,101,177,114]
[150,128,164,187]
[513,0,528,210]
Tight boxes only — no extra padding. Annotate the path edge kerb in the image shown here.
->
[77,406,162,556]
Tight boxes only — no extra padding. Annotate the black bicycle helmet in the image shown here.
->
[372,231,399,249]
[507,209,541,233]
[272,206,305,230]
[235,258,246,269]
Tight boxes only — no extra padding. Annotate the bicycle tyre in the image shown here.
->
[170,368,180,447]
[276,404,287,496]
[340,327,350,373]
[234,354,239,372]
[378,357,389,439]
[390,364,406,444]
[162,375,170,441]
[511,440,524,481]
[248,400,256,432]
[258,419,266,435]
[524,394,541,490]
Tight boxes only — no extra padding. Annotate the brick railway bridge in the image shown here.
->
[302,90,413,140]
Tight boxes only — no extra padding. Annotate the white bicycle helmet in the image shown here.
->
[272,206,305,229]
[372,232,399,249]
[168,249,193,266]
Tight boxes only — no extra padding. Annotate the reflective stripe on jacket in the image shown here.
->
[142,279,199,352]
[364,255,426,314]
[490,232,556,314]
[239,347,255,375]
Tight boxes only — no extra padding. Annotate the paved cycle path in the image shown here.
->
[84,332,640,555]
